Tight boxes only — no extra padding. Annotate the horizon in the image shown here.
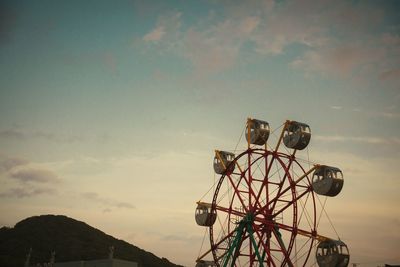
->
[0,1,399,267]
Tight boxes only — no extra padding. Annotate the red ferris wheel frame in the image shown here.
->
[210,149,317,267]
[196,119,339,267]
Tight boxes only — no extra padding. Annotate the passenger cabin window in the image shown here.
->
[340,245,349,255]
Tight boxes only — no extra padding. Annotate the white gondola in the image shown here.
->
[246,118,270,145]
[195,202,216,227]
[283,121,311,150]
[316,240,350,267]
[196,260,216,267]
[312,166,344,197]
[213,151,235,174]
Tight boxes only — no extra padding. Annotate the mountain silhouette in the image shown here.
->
[0,215,184,267]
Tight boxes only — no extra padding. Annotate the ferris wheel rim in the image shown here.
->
[209,148,317,267]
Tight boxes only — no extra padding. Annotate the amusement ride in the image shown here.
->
[195,118,349,267]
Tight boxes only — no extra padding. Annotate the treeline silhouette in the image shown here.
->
[0,215,183,267]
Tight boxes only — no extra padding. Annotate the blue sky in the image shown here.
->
[0,0,399,266]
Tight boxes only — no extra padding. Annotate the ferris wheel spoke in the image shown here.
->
[253,155,275,212]
[199,227,234,261]
[272,187,312,218]
[242,153,272,212]
[209,228,238,260]
[291,237,314,265]
[268,165,316,212]
[298,194,314,230]
[269,157,295,213]
[225,174,251,213]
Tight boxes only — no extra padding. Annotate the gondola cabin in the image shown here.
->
[312,166,344,197]
[213,151,235,174]
[195,202,216,227]
[283,121,311,150]
[316,240,349,267]
[246,118,270,145]
[196,260,215,267]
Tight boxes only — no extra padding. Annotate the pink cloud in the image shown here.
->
[380,69,400,82]
[183,28,239,75]
[143,26,165,42]
[290,41,390,79]
[142,11,181,45]
[141,0,398,83]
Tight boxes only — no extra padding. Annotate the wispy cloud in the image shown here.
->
[0,129,25,139]
[182,16,260,75]
[9,168,60,183]
[0,128,84,143]
[142,11,181,46]
[81,191,135,210]
[0,186,56,198]
[141,0,399,86]
[143,26,166,42]
[0,156,29,172]
[314,135,400,146]
[381,112,400,119]
[330,106,343,110]
[379,68,400,82]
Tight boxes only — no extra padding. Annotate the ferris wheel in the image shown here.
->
[195,118,350,267]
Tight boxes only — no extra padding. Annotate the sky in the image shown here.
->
[0,0,399,266]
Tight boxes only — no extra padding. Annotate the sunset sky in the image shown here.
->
[0,0,399,266]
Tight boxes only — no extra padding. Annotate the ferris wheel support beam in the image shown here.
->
[274,120,290,152]
[252,224,278,267]
[272,226,295,267]
[211,203,326,265]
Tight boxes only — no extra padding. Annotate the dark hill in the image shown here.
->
[0,215,183,267]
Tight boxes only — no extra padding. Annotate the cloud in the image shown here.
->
[290,42,389,79]
[102,208,112,213]
[0,128,84,143]
[142,11,181,46]
[0,129,25,139]
[81,192,135,209]
[9,168,60,183]
[314,135,400,146]
[0,187,56,198]
[330,106,343,110]
[141,9,262,75]
[379,68,400,82]
[0,156,29,172]
[140,1,399,85]
[183,15,261,75]
[143,26,166,42]
[381,112,400,119]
